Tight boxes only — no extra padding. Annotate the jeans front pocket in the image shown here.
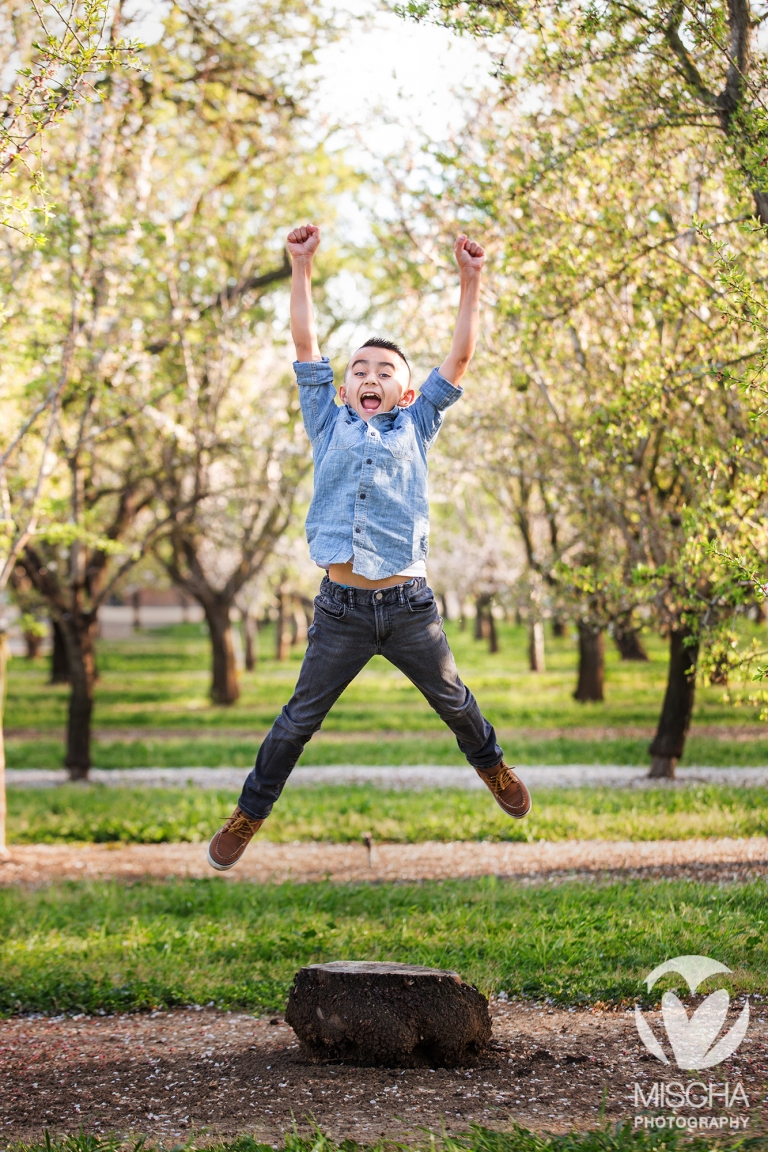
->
[314,594,347,620]
[406,587,436,614]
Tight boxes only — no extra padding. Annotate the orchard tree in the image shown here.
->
[5,0,343,777]
[398,0,768,771]
[0,0,137,848]
[379,89,768,772]
[151,365,310,704]
[0,0,138,236]
[402,0,768,226]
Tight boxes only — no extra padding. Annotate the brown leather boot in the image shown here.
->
[476,761,531,819]
[207,807,264,871]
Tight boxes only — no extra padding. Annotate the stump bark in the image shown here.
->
[285,961,491,1067]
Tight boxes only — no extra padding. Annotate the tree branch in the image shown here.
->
[145,253,291,354]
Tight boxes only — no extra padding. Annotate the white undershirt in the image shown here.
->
[318,559,427,580]
[392,559,427,578]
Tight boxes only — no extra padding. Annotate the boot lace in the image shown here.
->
[222,809,262,841]
[484,763,516,796]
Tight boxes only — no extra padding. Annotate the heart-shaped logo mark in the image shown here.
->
[635,955,749,1070]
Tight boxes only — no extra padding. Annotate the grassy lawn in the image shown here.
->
[11,1124,752,1152]
[9,733,768,769]
[6,621,768,768]
[7,783,768,844]
[0,875,765,1015]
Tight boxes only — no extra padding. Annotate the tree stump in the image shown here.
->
[285,961,491,1067]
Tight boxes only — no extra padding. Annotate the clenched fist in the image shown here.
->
[454,234,485,273]
[287,224,321,260]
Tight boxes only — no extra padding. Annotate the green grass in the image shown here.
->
[7,620,767,737]
[0,875,765,1015]
[8,733,768,769]
[7,783,768,844]
[8,1125,762,1152]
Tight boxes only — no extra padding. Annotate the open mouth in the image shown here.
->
[360,391,382,412]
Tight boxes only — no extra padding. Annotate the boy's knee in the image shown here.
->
[274,707,322,742]
[430,684,475,719]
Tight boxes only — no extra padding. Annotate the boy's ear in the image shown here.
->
[397,388,416,408]
[339,385,348,403]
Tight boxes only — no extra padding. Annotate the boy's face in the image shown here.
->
[339,346,415,422]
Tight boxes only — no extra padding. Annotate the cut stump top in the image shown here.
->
[286,960,491,1068]
[305,961,461,980]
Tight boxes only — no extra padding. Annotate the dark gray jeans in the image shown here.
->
[237,576,503,820]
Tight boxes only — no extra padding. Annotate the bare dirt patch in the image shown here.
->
[1,1002,765,1143]
[1,838,767,888]
[7,723,768,742]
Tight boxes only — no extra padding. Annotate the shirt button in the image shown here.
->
[366,458,372,464]
[359,493,366,499]
[355,527,361,533]
[375,592,383,601]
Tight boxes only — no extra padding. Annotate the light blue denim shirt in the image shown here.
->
[295,357,463,581]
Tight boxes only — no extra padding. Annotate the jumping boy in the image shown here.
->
[207,224,531,870]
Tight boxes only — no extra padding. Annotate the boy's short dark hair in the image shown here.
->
[358,337,411,381]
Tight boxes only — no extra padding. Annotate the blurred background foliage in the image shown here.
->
[4,0,768,792]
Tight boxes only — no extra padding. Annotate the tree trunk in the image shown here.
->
[613,623,649,661]
[50,618,70,683]
[63,619,98,780]
[474,594,498,651]
[0,632,10,859]
[286,961,491,1067]
[132,590,141,631]
[551,615,566,638]
[243,612,259,671]
[291,604,308,647]
[276,590,292,661]
[529,618,546,671]
[488,607,499,653]
[205,600,239,705]
[574,623,604,702]
[24,630,43,659]
[648,626,699,779]
[474,596,486,641]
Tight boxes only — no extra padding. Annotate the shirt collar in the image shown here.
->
[344,403,401,425]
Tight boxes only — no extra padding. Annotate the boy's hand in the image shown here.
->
[287,224,321,260]
[454,234,485,274]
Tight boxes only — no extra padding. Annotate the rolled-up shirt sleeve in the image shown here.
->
[294,357,339,444]
[410,368,464,448]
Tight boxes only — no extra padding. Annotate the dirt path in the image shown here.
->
[1,837,767,887]
[1,1002,765,1142]
[8,724,768,741]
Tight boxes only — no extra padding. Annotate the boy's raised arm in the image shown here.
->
[439,235,485,388]
[288,224,322,362]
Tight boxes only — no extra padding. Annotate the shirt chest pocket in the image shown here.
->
[382,427,415,460]
[329,420,362,451]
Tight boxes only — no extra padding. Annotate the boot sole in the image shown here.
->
[498,800,532,820]
[207,842,236,871]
